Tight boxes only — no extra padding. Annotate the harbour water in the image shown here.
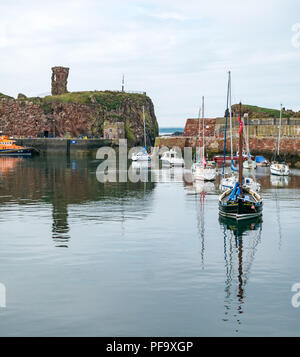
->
[0,155,300,336]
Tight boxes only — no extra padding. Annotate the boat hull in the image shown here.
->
[219,199,263,220]
[0,148,34,156]
[219,189,263,221]
[270,163,289,176]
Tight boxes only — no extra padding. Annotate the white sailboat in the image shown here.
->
[220,72,237,191]
[243,113,256,169]
[131,106,151,161]
[220,72,260,192]
[192,96,217,182]
[270,104,289,176]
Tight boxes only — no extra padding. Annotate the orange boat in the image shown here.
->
[0,136,34,156]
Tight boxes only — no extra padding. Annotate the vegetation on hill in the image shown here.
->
[0,93,14,100]
[231,104,299,118]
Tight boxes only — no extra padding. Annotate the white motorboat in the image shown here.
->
[160,149,184,167]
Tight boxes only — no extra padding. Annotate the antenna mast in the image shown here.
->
[122,74,125,92]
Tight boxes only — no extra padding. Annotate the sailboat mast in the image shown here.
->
[277,104,282,156]
[222,75,230,175]
[196,105,201,162]
[229,71,233,162]
[239,102,243,191]
[202,96,205,162]
[142,105,146,149]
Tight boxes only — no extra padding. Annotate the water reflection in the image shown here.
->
[183,171,218,195]
[0,156,156,247]
[270,175,290,188]
[196,192,206,269]
[219,216,263,332]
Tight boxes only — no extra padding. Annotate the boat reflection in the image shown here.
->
[0,157,22,175]
[150,166,185,183]
[183,171,218,195]
[219,216,262,331]
[270,174,290,188]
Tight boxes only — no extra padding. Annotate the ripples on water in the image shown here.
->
[0,156,299,336]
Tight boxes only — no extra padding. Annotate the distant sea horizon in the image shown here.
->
[159,127,184,136]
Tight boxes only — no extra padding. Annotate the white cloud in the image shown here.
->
[0,0,299,125]
[150,12,188,21]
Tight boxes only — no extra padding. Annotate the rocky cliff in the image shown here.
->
[0,91,159,146]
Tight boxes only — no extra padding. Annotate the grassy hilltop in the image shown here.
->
[231,104,300,118]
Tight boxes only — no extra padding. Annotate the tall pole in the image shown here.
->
[229,71,233,162]
[143,105,146,149]
[202,96,205,162]
[122,74,125,92]
[239,102,243,191]
[277,104,282,157]
[197,106,201,162]
[223,75,230,175]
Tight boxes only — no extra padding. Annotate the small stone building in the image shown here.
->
[103,122,125,140]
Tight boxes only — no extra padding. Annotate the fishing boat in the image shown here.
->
[219,72,260,193]
[270,104,289,176]
[218,103,263,220]
[191,96,217,181]
[131,106,151,161]
[0,136,35,156]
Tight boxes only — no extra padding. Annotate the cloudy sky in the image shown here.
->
[0,0,300,126]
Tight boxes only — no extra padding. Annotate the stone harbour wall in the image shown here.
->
[154,136,300,162]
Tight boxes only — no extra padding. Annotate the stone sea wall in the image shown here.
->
[156,117,300,162]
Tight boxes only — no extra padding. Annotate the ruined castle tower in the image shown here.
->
[51,66,69,95]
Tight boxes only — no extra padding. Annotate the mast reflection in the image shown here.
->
[196,192,206,269]
[219,216,262,330]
